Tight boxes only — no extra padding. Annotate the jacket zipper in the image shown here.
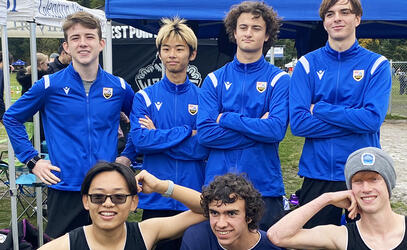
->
[174,85,178,210]
[332,53,342,179]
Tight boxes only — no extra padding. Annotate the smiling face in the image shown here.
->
[323,0,360,44]
[208,197,252,249]
[234,12,269,57]
[351,171,389,214]
[63,23,105,69]
[82,171,138,231]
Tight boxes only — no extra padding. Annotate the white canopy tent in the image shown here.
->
[1,1,108,248]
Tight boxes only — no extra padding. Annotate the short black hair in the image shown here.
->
[201,173,264,231]
[81,162,138,196]
[57,44,66,54]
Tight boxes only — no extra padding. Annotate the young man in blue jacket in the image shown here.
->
[289,0,391,228]
[197,1,290,230]
[3,12,135,238]
[127,18,208,250]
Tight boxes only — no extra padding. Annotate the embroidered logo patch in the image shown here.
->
[63,87,70,95]
[361,153,375,166]
[188,104,198,115]
[256,82,267,93]
[155,102,162,111]
[224,81,232,90]
[317,70,325,80]
[353,70,364,82]
[103,88,113,99]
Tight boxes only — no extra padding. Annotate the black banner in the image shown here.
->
[112,37,233,92]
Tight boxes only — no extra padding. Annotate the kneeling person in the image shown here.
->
[268,147,407,250]
[40,162,204,250]
[181,174,281,250]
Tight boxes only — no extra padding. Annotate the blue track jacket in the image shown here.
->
[197,55,289,197]
[130,75,208,211]
[290,41,391,181]
[3,64,135,191]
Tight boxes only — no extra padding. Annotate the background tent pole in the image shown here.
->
[29,21,44,247]
[2,24,19,250]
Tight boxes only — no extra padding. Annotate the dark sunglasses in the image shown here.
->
[88,194,133,204]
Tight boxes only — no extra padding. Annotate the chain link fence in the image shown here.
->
[389,61,407,117]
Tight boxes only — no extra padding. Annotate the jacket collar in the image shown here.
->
[323,40,360,60]
[162,74,191,93]
[232,55,267,73]
[66,63,103,83]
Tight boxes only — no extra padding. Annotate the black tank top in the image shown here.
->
[69,222,147,250]
[346,216,407,250]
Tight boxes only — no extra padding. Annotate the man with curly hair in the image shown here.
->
[197,1,290,230]
[181,174,282,250]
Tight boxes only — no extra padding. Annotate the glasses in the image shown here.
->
[88,194,132,204]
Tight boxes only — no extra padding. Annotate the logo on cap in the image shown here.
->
[361,153,375,166]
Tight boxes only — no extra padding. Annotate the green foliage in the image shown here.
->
[359,39,407,61]
[8,38,62,63]
[274,39,297,68]
[70,0,105,8]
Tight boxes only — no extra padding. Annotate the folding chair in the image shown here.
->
[0,151,48,224]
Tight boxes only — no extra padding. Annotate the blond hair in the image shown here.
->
[156,17,197,54]
[37,53,48,66]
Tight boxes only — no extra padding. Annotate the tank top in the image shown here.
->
[69,222,147,250]
[346,216,407,249]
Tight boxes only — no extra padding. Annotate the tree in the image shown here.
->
[359,39,407,61]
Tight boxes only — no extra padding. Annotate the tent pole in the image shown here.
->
[103,20,113,73]
[2,24,19,250]
[29,21,44,247]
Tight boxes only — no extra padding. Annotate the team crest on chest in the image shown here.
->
[353,70,364,82]
[103,87,113,99]
[155,102,162,111]
[188,104,198,115]
[256,82,267,93]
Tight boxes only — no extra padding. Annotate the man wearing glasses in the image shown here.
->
[40,162,205,250]
[289,0,391,228]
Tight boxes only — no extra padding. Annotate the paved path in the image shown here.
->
[380,120,407,203]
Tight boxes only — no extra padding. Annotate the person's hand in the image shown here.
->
[32,159,61,185]
[216,113,223,123]
[326,190,359,219]
[135,170,167,194]
[120,112,130,123]
[115,156,131,167]
[310,104,315,114]
[139,115,156,130]
[261,112,269,119]
[191,130,197,136]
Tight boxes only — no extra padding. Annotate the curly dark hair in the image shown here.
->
[201,173,264,231]
[224,1,281,54]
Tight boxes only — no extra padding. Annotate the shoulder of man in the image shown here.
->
[182,221,217,246]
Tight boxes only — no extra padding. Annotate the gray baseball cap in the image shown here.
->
[345,147,396,197]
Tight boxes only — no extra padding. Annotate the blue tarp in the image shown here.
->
[12,59,25,66]
[105,0,407,56]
